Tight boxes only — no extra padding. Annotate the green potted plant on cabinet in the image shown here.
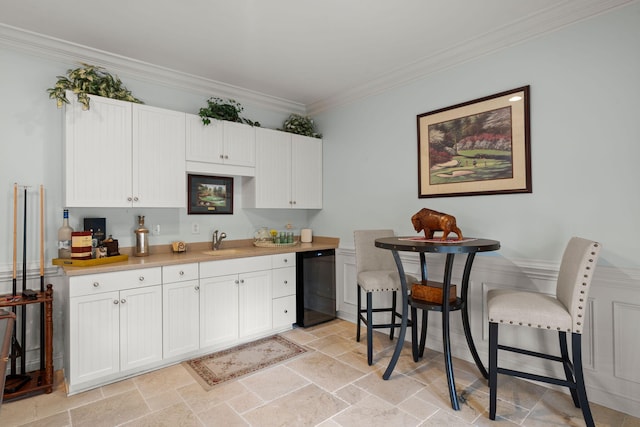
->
[280,114,322,138]
[47,63,143,110]
[198,97,260,127]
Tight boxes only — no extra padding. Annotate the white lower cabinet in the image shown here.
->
[65,254,299,394]
[66,268,162,393]
[162,263,200,359]
[199,256,272,350]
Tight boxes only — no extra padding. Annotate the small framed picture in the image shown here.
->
[187,174,233,214]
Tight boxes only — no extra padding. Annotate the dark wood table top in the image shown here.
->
[375,236,500,254]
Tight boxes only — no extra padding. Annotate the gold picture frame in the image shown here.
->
[417,86,531,198]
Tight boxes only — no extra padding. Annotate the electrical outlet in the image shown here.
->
[192,223,200,234]
[153,224,161,236]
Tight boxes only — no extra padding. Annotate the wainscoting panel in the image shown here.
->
[335,247,640,418]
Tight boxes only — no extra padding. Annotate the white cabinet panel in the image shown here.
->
[64,93,186,207]
[163,280,200,358]
[133,104,186,207]
[239,270,272,338]
[69,291,120,384]
[273,295,296,329]
[200,274,239,348]
[64,94,132,207]
[119,285,163,371]
[186,114,255,176]
[245,128,322,209]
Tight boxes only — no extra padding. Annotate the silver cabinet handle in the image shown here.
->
[240,279,245,284]
[235,279,239,285]
[283,259,288,263]
[179,271,184,276]
[113,300,119,305]
[133,197,139,202]
[284,309,288,314]
[127,197,133,202]
[283,280,288,284]
[139,276,144,282]
[93,282,100,287]
[195,285,200,291]
[220,155,224,159]
[120,299,126,304]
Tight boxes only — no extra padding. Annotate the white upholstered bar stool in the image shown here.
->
[354,229,417,365]
[488,237,601,427]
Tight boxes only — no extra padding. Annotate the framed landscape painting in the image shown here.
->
[188,174,233,214]
[417,86,531,198]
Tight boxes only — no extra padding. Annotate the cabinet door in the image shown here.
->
[239,270,272,338]
[119,285,163,371]
[253,127,291,208]
[223,121,255,167]
[200,275,239,349]
[186,114,224,163]
[291,135,323,209]
[65,93,132,207]
[163,280,200,359]
[133,104,186,207]
[272,266,296,298]
[69,291,120,384]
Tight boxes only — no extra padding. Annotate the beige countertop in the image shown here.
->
[60,236,339,276]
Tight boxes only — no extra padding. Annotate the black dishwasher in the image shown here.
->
[296,249,336,327]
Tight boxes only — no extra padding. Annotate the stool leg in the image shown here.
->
[367,291,373,366]
[572,333,595,427]
[419,309,427,357]
[411,306,419,362]
[489,322,498,420]
[559,331,580,407]
[390,290,397,340]
[356,285,362,342]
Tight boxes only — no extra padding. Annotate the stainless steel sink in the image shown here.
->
[201,249,243,256]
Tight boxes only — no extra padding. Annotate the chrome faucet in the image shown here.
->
[212,230,227,250]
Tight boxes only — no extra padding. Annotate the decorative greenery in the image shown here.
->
[47,63,143,110]
[280,114,322,138]
[198,97,260,127]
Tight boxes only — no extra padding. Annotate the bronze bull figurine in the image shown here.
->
[411,208,463,241]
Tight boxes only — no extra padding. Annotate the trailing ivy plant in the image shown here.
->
[198,97,260,127]
[280,114,322,138]
[47,63,143,110]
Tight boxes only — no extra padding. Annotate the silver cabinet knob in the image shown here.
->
[127,197,133,202]
[283,280,288,284]
[133,197,139,202]
[235,279,239,285]
[120,299,126,304]
[93,282,100,287]
[284,309,288,314]
[113,300,119,305]
[179,271,184,276]
[194,285,200,291]
[283,259,288,263]
[139,276,144,282]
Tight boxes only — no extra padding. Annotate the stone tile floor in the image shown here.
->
[2,318,639,426]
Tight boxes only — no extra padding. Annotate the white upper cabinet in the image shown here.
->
[185,114,255,177]
[133,104,186,207]
[243,127,322,209]
[64,93,186,207]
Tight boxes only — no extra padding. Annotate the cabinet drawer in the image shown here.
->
[272,253,295,269]
[69,267,162,297]
[273,295,296,329]
[272,267,296,298]
[163,263,198,283]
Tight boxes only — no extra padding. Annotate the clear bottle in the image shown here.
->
[57,209,74,259]
[134,215,149,257]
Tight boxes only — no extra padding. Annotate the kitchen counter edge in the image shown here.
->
[59,237,339,276]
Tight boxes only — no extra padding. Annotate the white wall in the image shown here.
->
[312,3,640,270]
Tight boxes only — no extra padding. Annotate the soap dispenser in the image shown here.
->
[134,215,149,257]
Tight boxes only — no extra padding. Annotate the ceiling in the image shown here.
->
[0,0,633,113]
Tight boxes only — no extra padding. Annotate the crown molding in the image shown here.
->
[0,24,306,115]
